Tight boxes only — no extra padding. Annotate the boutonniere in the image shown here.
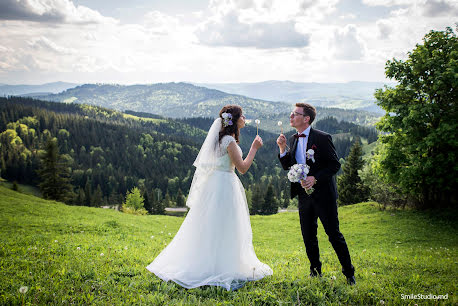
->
[307,145,317,163]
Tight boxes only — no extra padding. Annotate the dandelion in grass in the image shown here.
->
[19,286,28,294]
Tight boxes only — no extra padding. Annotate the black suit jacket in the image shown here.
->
[278,128,341,201]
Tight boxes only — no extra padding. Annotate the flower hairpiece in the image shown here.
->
[221,112,233,127]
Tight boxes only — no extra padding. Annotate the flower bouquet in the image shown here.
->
[287,163,314,195]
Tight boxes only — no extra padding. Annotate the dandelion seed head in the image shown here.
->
[19,286,28,294]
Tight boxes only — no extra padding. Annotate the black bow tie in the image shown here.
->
[294,134,307,139]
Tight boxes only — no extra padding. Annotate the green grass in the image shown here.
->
[0,186,456,305]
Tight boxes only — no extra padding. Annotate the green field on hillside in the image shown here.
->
[0,186,456,305]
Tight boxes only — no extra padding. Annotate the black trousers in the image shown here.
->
[298,190,354,277]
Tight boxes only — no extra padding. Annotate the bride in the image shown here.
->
[146,104,273,290]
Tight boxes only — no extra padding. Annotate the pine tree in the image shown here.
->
[261,183,278,215]
[84,178,92,206]
[281,182,290,209]
[250,185,265,215]
[37,137,73,203]
[337,138,369,205]
[143,190,153,214]
[176,188,186,207]
[152,188,166,215]
[93,184,103,207]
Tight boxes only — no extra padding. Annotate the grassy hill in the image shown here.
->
[1,186,456,305]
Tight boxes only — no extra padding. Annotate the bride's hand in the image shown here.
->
[252,136,263,150]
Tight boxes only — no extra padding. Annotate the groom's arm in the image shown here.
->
[314,134,341,181]
[278,151,292,170]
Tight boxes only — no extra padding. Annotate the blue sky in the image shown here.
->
[0,0,456,84]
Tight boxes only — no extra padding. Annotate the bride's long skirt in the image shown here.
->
[146,170,273,290]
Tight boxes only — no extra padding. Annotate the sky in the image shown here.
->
[0,0,456,85]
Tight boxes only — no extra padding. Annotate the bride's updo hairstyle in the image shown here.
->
[218,104,242,144]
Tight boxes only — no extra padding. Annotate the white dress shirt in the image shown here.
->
[280,126,311,164]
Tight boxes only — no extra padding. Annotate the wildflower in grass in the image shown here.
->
[168,233,171,236]
[77,247,81,250]
[150,235,154,239]
[331,275,336,280]
[363,249,366,252]
[100,253,104,256]
[19,286,28,293]
[380,300,384,304]
[124,246,128,250]
[372,273,376,276]
[160,231,163,234]
[54,240,58,243]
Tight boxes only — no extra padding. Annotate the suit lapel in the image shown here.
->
[306,127,314,151]
[290,135,298,164]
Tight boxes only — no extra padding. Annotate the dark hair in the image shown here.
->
[296,103,316,124]
[218,105,242,144]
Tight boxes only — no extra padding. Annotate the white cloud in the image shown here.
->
[0,0,116,24]
[423,0,458,17]
[28,36,75,55]
[333,24,365,61]
[196,12,310,48]
[376,20,393,39]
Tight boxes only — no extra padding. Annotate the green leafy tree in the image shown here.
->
[374,27,458,208]
[337,138,369,205]
[37,137,73,203]
[123,187,144,210]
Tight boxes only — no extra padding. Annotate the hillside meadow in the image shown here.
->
[0,186,456,305]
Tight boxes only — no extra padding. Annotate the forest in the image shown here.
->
[0,96,375,213]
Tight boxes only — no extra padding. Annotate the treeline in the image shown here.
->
[1,96,377,213]
[0,97,288,212]
[0,97,202,208]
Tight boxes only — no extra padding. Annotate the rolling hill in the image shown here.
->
[31,82,382,132]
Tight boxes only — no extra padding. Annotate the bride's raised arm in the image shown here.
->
[227,136,263,174]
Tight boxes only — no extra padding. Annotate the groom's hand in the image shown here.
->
[301,176,316,189]
[277,134,287,154]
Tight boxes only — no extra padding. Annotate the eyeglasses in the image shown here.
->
[290,111,305,117]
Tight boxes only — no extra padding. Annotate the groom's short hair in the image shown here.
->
[296,103,316,124]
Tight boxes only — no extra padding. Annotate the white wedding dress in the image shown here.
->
[146,134,273,290]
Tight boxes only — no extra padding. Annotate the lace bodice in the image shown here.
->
[216,135,242,172]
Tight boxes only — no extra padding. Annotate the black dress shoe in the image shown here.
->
[346,275,356,285]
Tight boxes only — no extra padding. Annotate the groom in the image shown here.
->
[277,103,355,285]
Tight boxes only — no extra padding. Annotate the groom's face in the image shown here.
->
[290,106,309,129]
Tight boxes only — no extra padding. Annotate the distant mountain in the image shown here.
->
[197,80,392,113]
[32,82,382,130]
[0,81,79,96]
